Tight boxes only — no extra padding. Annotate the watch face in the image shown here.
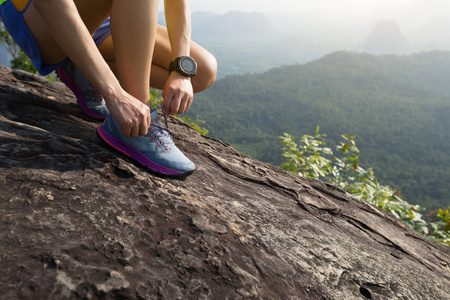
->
[181,58,195,73]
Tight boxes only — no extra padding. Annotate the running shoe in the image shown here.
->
[97,107,195,176]
[56,59,109,119]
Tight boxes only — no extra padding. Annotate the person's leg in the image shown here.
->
[94,18,198,175]
[98,24,217,94]
[57,58,110,119]
[17,0,194,175]
[109,0,158,104]
[24,0,157,104]
[151,24,217,93]
[22,0,113,88]
[22,0,162,138]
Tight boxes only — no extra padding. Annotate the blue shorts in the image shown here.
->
[0,0,112,75]
[0,0,60,75]
[92,18,111,47]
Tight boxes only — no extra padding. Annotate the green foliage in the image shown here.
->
[427,208,450,246]
[280,126,332,178]
[150,88,208,135]
[1,19,56,80]
[279,127,450,246]
[1,19,38,73]
[149,88,164,109]
[188,51,450,210]
[179,115,209,135]
[10,47,38,74]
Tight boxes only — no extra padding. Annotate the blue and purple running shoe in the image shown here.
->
[98,107,195,176]
[56,59,109,119]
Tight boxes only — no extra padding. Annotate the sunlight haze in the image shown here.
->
[179,0,450,56]
[156,0,450,77]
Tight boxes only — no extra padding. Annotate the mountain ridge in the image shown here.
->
[188,50,450,210]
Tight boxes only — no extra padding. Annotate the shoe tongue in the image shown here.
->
[150,109,159,123]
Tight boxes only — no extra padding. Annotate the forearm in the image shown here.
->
[164,0,191,59]
[32,0,121,101]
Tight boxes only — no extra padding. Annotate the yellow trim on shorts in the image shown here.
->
[11,0,29,11]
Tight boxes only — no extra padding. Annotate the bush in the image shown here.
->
[280,126,450,246]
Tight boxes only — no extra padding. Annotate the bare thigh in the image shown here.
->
[22,0,112,65]
[98,24,217,92]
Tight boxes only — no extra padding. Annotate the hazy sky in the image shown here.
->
[157,0,450,54]
[185,0,389,14]
[160,0,450,21]
[158,0,434,14]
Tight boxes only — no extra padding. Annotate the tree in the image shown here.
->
[0,19,39,74]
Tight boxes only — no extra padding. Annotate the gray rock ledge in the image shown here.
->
[0,66,449,299]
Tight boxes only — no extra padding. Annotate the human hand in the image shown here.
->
[105,91,151,138]
[162,72,194,115]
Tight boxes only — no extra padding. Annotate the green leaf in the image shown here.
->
[314,125,320,136]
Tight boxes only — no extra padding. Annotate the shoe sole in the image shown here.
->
[98,125,193,176]
[56,66,107,120]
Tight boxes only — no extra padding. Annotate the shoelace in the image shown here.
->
[88,83,104,103]
[146,104,176,151]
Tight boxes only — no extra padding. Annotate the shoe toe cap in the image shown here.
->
[151,147,196,173]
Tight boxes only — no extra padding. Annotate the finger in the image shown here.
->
[147,111,152,127]
[139,106,151,136]
[162,85,167,100]
[171,100,180,115]
[182,94,194,114]
[120,119,132,137]
[185,95,193,113]
[177,94,188,115]
[170,93,181,115]
[162,90,173,114]
[165,87,180,115]
[139,114,150,136]
[130,120,140,138]
[164,98,172,115]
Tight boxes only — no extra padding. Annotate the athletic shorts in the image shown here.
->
[92,18,111,47]
[0,0,112,75]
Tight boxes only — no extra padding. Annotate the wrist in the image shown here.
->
[170,71,192,81]
[99,82,122,104]
[169,56,197,78]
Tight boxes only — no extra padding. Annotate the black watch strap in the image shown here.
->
[169,56,197,77]
[169,59,178,74]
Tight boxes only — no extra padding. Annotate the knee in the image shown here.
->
[194,52,217,93]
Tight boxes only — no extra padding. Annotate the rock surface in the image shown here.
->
[0,66,449,300]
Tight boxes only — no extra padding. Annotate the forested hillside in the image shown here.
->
[188,51,450,210]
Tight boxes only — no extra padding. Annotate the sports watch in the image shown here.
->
[169,56,197,77]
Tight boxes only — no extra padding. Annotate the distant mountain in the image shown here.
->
[157,11,279,78]
[189,11,277,78]
[188,51,450,210]
[364,20,409,54]
[160,11,325,78]
[156,6,450,78]
[192,11,271,38]
[158,11,271,37]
